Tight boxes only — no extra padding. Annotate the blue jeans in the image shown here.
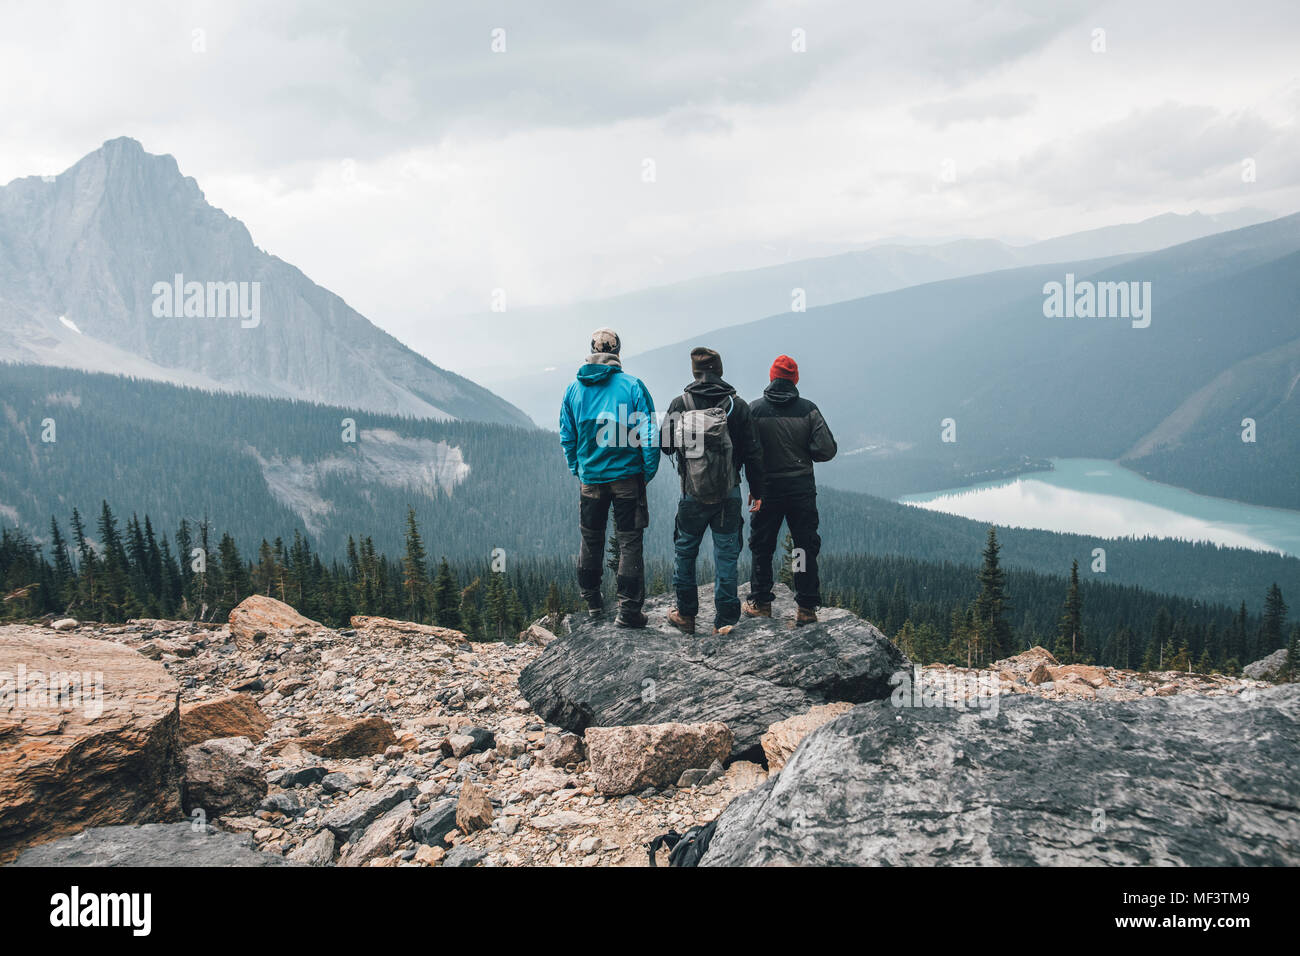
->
[673,487,743,628]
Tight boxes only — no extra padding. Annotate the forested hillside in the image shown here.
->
[4,363,1300,614]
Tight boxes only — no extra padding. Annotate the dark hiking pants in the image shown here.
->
[747,490,822,609]
[578,477,647,615]
[672,487,743,629]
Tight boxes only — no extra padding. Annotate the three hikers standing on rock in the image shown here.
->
[559,328,837,632]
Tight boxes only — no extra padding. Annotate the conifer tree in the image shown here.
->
[48,517,74,609]
[460,577,484,640]
[1055,559,1084,664]
[484,571,508,640]
[972,527,1013,663]
[401,508,429,622]
[1260,583,1288,654]
[432,557,462,630]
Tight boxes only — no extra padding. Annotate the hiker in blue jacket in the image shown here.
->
[559,328,659,628]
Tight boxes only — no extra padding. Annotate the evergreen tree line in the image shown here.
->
[823,529,1297,674]
[0,501,677,641]
[1,505,1295,673]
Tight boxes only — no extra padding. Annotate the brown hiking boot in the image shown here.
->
[795,607,818,627]
[667,608,696,635]
[714,625,734,636]
[742,600,772,618]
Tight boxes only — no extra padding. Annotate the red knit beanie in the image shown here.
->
[770,354,799,384]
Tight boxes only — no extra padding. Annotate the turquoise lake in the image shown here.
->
[899,458,1300,557]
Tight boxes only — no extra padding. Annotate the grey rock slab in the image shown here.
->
[11,823,297,867]
[519,585,907,759]
[702,685,1300,866]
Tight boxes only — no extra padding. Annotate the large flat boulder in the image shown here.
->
[518,585,907,759]
[228,594,322,648]
[1244,648,1290,681]
[0,626,183,864]
[702,685,1300,866]
[11,822,296,866]
[179,692,270,748]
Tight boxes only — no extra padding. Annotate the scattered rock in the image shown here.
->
[286,828,335,866]
[760,701,855,772]
[456,781,494,833]
[339,800,415,867]
[537,731,587,767]
[1028,663,1054,685]
[51,618,78,631]
[321,771,364,794]
[443,844,487,867]
[321,784,418,843]
[585,722,733,796]
[522,623,558,646]
[289,715,398,758]
[414,844,446,865]
[414,799,459,846]
[1050,664,1112,687]
[349,616,467,645]
[260,791,304,816]
[277,766,328,789]
[530,811,599,831]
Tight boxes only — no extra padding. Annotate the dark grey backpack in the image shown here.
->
[678,392,736,504]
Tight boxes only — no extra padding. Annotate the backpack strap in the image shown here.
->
[682,392,696,412]
[645,830,683,866]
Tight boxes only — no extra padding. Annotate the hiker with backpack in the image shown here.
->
[660,347,765,634]
[559,328,659,628]
[743,355,837,626]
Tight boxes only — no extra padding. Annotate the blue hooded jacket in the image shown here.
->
[559,357,659,485]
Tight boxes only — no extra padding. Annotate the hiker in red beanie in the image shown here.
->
[743,355,838,626]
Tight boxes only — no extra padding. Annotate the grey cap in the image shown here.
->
[590,328,621,355]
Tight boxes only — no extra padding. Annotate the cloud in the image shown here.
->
[910,92,1037,129]
[2,0,1299,372]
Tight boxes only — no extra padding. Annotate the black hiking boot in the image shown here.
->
[667,608,696,635]
[616,609,649,629]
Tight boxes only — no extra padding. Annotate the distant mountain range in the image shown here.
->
[455,207,1271,389]
[0,137,532,427]
[503,212,1300,510]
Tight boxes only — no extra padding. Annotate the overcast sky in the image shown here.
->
[2,0,1298,355]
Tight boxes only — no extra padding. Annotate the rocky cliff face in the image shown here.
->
[701,685,1300,866]
[0,137,532,427]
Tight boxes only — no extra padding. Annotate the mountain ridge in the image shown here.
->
[0,137,532,428]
